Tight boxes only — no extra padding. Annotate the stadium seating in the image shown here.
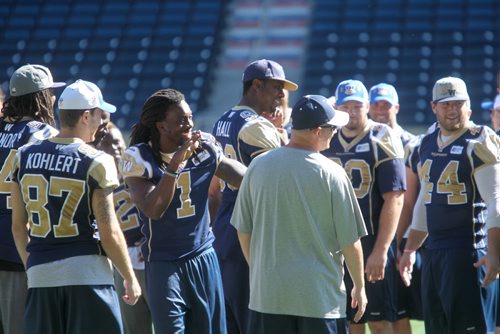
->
[1,0,499,129]
[303,0,500,127]
[0,0,228,129]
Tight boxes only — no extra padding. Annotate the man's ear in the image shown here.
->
[81,110,91,124]
[156,121,166,133]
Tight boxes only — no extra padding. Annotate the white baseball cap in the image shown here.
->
[58,79,116,113]
[432,77,470,103]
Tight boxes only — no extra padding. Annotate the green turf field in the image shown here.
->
[411,320,425,333]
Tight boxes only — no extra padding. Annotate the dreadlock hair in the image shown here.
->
[1,89,55,126]
[130,88,185,167]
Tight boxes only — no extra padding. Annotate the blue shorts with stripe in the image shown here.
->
[146,247,226,334]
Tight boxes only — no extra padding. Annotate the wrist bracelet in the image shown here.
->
[164,169,178,178]
[403,249,416,253]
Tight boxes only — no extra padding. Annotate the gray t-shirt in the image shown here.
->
[27,255,114,288]
[231,146,367,318]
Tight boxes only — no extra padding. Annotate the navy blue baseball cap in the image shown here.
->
[242,59,298,91]
[292,95,349,130]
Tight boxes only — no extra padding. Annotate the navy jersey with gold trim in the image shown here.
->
[212,106,281,201]
[113,183,143,247]
[417,124,499,249]
[11,137,119,269]
[0,118,57,264]
[120,132,223,261]
[322,121,406,235]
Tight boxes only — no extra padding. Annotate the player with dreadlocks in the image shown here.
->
[120,88,246,334]
[0,64,65,334]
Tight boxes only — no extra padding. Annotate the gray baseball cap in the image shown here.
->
[9,64,66,97]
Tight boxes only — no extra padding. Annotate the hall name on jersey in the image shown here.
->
[214,121,230,138]
[0,132,22,148]
[26,152,82,174]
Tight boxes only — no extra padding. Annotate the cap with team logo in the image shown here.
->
[10,64,66,97]
[58,79,116,113]
[335,79,369,106]
[242,59,298,91]
[291,94,349,130]
[369,83,399,105]
[432,77,470,103]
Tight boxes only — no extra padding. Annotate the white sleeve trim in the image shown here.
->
[474,164,500,229]
[410,186,428,232]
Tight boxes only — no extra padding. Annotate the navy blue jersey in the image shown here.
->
[417,124,499,249]
[322,121,406,235]
[0,118,57,264]
[113,183,143,247]
[11,137,119,269]
[120,132,224,261]
[212,106,281,202]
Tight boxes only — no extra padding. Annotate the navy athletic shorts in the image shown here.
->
[146,247,226,334]
[421,247,498,334]
[24,285,122,334]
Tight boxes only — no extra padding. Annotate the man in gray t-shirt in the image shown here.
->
[231,95,367,334]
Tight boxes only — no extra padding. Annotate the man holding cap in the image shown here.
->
[11,79,141,334]
[210,59,297,333]
[399,77,500,334]
[0,64,64,334]
[231,95,366,334]
[322,79,406,334]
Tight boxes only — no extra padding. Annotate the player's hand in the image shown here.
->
[261,107,283,128]
[473,253,500,287]
[90,122,110,147]
[365,250,387,282]
[398,251,416,287]
[350,285,367,323]
[171,131,202,167]
[122,277,142,305]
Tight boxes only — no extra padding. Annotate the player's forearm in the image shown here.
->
[215,157,247,188]
[126,174,177,220]
[396,169,419,244]
[11,223,29,268]
[100,226,137,283]
[404,229,428,251]
[93,189,138,282]
[142,174,178,219]
[343,239,366,290]
[10,182,29,267]
[373,191,404,254]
